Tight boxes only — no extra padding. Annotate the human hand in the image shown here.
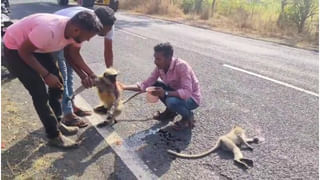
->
[44,73,63,89]
[151,87,165,98]
[81,75,96,88]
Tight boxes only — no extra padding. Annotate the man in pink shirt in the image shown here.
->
[124,42,201,130]
[3,11,102,148]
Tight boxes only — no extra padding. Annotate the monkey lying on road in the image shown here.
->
[167,125,259,169]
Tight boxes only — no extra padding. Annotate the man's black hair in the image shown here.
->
[154,42,174,59]
[94,7,116,26]
[70,11,103,33]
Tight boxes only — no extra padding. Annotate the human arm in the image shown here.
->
[121,84,141,92]
[152,64,193,99]
[151,88,180,98]
[104,38,113,68]
[64,44,96,88]
[121,67,160,93]
[137,68,160,91]
[18,34,62,88]
[175,64,193,99]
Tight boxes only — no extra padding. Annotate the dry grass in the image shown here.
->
[119,0,318,50]
[120,0,184,17]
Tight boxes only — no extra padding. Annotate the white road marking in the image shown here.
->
[223,64,319,97]
[117,29,147,39]
[74,96,158,180]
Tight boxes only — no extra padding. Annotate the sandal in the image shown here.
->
[153,109,177,121]
[63,117,88,128]
[74,109,92,117]
[172,120,195,131]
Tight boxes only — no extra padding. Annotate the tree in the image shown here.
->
[210,0,216,17]
[195,0,203,14]
[289,0,318,33]
[277,0,288,28]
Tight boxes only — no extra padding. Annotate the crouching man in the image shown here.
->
[123,42,201,130]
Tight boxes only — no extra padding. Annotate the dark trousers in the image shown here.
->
[153,81,198,119]
[4,46,63,139]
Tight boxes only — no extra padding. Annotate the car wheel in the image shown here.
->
[109,0,119,12]
[81,0,95,7]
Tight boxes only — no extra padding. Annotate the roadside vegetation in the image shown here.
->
[119,0,319,50]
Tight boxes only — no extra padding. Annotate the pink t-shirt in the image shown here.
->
[3,13,77,53]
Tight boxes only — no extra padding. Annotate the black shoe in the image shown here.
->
[94,105,108,115]
[153,108,177,121]
[173,113,195,130]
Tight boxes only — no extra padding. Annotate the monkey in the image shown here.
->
[93,68,145,127]
[167,125,259,169]
[94,68,124,127]
[71,68,145,127]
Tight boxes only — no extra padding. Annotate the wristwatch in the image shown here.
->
[165,91,169,96]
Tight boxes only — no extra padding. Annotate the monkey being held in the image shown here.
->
[72,68,143,127]
[167,125,259,169]
[94,68,124,127]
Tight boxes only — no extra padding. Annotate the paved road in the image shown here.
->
[3,0,319,179]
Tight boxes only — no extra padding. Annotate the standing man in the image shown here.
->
[123,42,201,130]
[54,6,116,127]
[3,11,102,148]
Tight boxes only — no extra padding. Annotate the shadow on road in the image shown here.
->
[1,128,52,179]
[51,126,114,177]
[116,117,154,123]
[1,126,114,179]
[124,120,192,177]
[1,65,16,85]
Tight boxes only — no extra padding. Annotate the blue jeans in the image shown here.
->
[54,50,74,115]
[153,81,199,120]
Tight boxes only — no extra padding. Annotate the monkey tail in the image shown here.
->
[123,92,145,104]
[167,140,221,159]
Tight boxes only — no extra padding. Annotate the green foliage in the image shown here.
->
[286,0,318,32]
[178,0,318,34]
[121,0,318,46]
[181,0,194,13]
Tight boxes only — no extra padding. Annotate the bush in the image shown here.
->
[181,0,194,14]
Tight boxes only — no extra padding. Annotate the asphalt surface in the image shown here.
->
[1,0,319,179]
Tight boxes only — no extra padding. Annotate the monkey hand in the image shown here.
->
[253,137,259,143]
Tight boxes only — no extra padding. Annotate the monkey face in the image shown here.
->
[103,73,117,83]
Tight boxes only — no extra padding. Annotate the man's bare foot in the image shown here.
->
[73,105,92,117]
[62,113,88,128]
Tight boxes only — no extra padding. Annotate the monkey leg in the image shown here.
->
[245,137,259,144]
[109,100,123,120]
[112,101,123,118]
[240,135,254,150]
[97,116,117,128]
[240,158,253,167]
[232,146,251,169]
[103,100,123,126]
